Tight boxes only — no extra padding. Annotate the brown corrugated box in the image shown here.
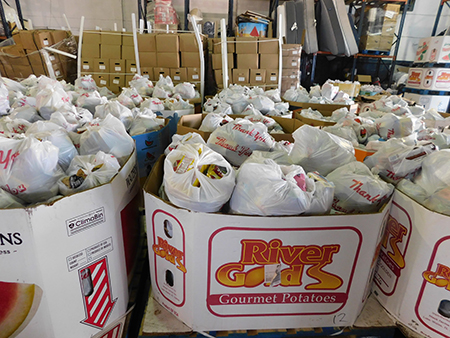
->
[214,68,232,85]
[140,52,157,67]
[266,69,279,84]
[156,34,179,52]
[110,59,125,73]
[33,31,54,49]
[153,67,170,80]
[81,58,94,72]
[282,68,301,80]
[125,75,134,84]
[13,65,34,79]
[359,35,380,50]
[83,30,101,45]
[51,62,65,79]
[110,74,125,92]
[282,56,301,69]
[94,74,109,87]
[211,53,234,70]
[137,33,156,52]
[379,35,393,51]
[141,67,153,79]
[250,69,266,86]
[212,37,235,53]
[170,68,188,82]
[237,54,259,69]
[232,69,249,84]
[187,68,201,82]
[101,31,122,45]
[122,32,134,46]
[122,45,135,60]
[181,52,201,68]
[126,60,138,74]
[260,54,279,69]
[94,58,109,73]
[157,52,180,68]
[47,51,61,64]
[101,45,121,59]
[282,44,302,57]
[51,30,69,44]
[179,34,202,52]
[235,37,258,54]
[82,44,100,58]
[259,38,279,54]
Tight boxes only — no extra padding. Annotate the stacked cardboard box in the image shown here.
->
[211,36,280,89]
[0,29,72,81]
[281,44,302,94]
[359,4,400,52]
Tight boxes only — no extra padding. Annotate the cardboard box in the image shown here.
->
[237,54,259,69]
[153,67,170,81]
[94,58,109,73]
[266,69,279,84]
[285,101,359,115]
[0,151,140,337]
[51,62,65,79]
[177,114,302,142]
[282,44,302,57]
[33,31,54,49]
[156,34,179,52]
[82,44,100,58]
[170,68,187,83]
[282,56,301,69]
[379,35,393,51]
[250,69,266,86]
[282,69,301,80]
[187,68,201,82]
[421,67,450,91]
[18,30,37,50]
[157,52,180,68]
[125,75,134,85]
[93,74,110,87]
[414,37,432,63]
[81,58,94,72]
[327,81,361,98]
[214,69,232,85]
[260,54,279,69]
[179,34,202,52]
[259,38,279,54]
[426,36,450,64]
[232,69,249,84]
[110,74,125,87]
[235,37,258,54]
[406,68,423,89]
[212,37,235,54]
[126,60,138,74]
[122,32,134,46]
[137,33,157,52]
[5,54,30,67]
[141,67,153,79]
[372,189,450,338]
[132,118,177,182]
[82,30,101,45]
[122,45,135,60]
[110,59,125,73]
[51,30,69,44]
[144,156,392,330]
[180,52,201,68]
[140,52,157,68]
[100,31,122,45]
[357,75,372,83]
[46,51,60,65]
[404,92,450,113]
[101,45,121,59]
[13,64,34,78]
[359,35,380,51]
[294,110,336,127]
[211,53,234,70]
[381,21,397,36]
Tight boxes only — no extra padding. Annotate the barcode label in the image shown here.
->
[193,75,199,79]
[115,66,121,71]
[100,80,106,85]
[83,65,90,70]
[100,65,106,70]
[270,76,276,81]
[256,76,262,81]
[238,77,245,81]
[113,79,119,84]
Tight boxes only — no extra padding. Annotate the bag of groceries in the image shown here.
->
[0,188,25,208]
[199,113,234,132]
[94,100,134,131]
[164,132,206,155]
[164,143,236,212]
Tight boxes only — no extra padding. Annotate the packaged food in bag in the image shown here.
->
[323,124,359,147]
[164,143,236,212]
[173,82,196,99]
[248,95,275,114]
[79,114,135,165]
[326,161,394,214]
[199,113,234,132]
[0,136,63,203]
[290,125,356,175]
[374,113,424,140]
[36,85,71,120]
[244,114,283,133]
[118,87,143,108]
[305,172,335,215]
[229,159,315,216]
[0,116,31,136]
[207,118,275,166]
[0,188,25,209]
[283,87,310,102]
[165,132,206,155]
[58,151,121,196]
[128,110,165,136]
[76,91,107,114]
[141,97,165,112]
[74,75,98,93]
[9,105,42,123]
[129,74,154,96]
[413,150,450,196]
[321,83,339,100]
[264,89,282,103]
[0,82,10,115]
[94,100,134,131]
[417,128,450,149]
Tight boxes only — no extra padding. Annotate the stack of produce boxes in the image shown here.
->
[281,44,302,94]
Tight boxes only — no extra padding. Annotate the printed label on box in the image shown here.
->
[270,76,277,81]
[113,79,120,84]
[43,39,49,45]
[55,70,61,76]
[66,237,113,272]
[100,80,107,85]
[83,65,90,70]
[436,70,450,89]
[207,227,361,317]
[374,202,412,296]
[131,67,137,72]
[256,76,262,81]
[115,67,121,71]
[238,77,245,82]
[293,51,299,55]
[422,69,435,89]
[174,76,181,80]
[385,10,396,19]
[192,75,199,79]
[100,65,106,70]
[66,207,106,236]
[291,62,298,67]
[50,55,55,61]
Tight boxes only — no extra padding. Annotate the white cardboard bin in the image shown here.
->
[143,156,392,331]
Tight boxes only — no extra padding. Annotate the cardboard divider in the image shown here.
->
[283,99,359,115]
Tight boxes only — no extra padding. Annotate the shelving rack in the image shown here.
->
[432,0,450,36]
[0,0,25,39]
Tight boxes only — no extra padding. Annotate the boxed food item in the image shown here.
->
[0,151,141,338]
[144,155,392,330]
[406,68,424,89]
[403,92,450,113]
[421,67,450,91]
[156,34,179,53]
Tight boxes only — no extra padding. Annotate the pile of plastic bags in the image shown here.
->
[283,81,355,105]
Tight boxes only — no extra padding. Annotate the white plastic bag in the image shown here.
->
[173,82,196,99]
[375,113,423,140]
[118,87,143,108]
[0,188,25,208]
[36,85,71,120]
[199,113,234,132]
[129,74,154,96]
[164,143,236,212]
[141,98,165,112]
[229,159,314,216]
[248,95,275,114]
[0,82,10,115]
[94,100,134,131]
[164,132,206,155]
[326,161,394,214]
[79,114,135,165]
[0,116,31,136]
[76,91,107,114]
[323,124,359,147]
[128,111,165,136]
[58,151,121,196]
[207,119,276,166]
[413,150,450,196]
[74,75,98,93]
[240,104,262,116]
[321,83,339,100]
[264,89,282,103]
[290,125,356,176]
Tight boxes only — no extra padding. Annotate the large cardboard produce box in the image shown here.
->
[0,151,141,338]
[144,157,392,331]
[373,189,450,338]
[285,101,359,115]
[414,36,450,64]
[404,92,450,113]
[421,68,450,91]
